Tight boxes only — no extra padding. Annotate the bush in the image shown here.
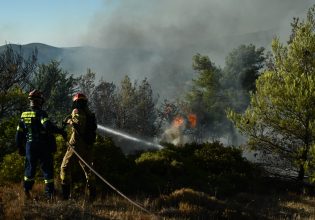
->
[135,146,188,194]
[0,135,68,186]
[194,141,257,196]
[58,134,133,195]
[0,117,20,162]
[92,135,133,193]
[0,152,24,184]
[134,142,259,196]
[0,134,260,198]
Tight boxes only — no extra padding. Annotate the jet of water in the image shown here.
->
[97,124,164,149]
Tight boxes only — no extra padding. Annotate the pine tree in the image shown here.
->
[228,5,315,182]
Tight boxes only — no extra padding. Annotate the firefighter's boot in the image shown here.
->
[24,190,31,200]
[88,184,96,202]
[44,182,55,201]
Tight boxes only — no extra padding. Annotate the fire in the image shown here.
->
[164,113,197,146]
[171,113,197,128]
[188,113,197,128]
[172,116,184,128]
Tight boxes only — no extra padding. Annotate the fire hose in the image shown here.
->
[66,141,160,219]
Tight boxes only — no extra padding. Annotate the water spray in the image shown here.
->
[97,124,164,149]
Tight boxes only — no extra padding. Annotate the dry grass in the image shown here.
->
[152,188,315,219]
[0,183,160,220]
[0,184,25,219]
[1,184,315,219]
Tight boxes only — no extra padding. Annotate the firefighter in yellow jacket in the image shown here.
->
[60,93,97,200]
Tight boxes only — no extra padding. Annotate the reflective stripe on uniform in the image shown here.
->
[41,118,49,124]
[16,125,24,131]
[21,111,36,124]
[24,176,34,182]
[23,118,32,124]
[21,112,36,118]
[44,179,54,184]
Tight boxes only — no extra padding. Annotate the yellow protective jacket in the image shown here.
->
[68,107,97,146]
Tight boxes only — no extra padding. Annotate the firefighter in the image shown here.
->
[60,92,97,200]
[16,89,66,199]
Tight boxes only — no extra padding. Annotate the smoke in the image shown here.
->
[87,0,312,50]
[70,0,313,100]
[57,0,312,148]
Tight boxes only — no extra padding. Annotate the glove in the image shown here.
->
[18,147,25,156]
[63,115,71,125]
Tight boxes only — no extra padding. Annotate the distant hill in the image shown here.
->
[0,43,192,99]
[0,43,113,75]
[0,43,63,64]
[0,43,156,80]
[0,29,274,100]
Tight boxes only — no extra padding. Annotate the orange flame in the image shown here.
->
[172,116,184,128]
[188,113,197,128]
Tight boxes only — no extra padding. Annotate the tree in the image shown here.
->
[222,44,265,93]
[156,99,181,131]
[134,78,157,137]
[31,60,76,122]
[115,76,158,136]
[115,75,137,131]
[77,68,96,101]
[90,80,117,126]
[0,45,37,161]
[228,5,315,182]
[0,44,37,92]
[0,44,37,119]
[185,53,225,139]
[222,44,265,115]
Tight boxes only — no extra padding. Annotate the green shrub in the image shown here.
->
[135,146,188,194]
[0,135,69,186]
[0,152,24,184]
[193,141,256,196]
[92,135,132,192]
[134,142,258,196]
[0,133,260,198]
[58,134,133,195]
[0,117,20,162]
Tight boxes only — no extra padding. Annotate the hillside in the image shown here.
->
[0,43,186,100]
[0,28,274,100]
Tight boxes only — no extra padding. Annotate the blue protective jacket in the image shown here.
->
[16,107,62,154]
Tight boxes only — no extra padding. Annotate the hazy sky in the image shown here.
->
[0,0,106,46]
[1,0,314,100]
[0,0,313,48]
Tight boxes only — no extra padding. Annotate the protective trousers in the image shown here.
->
[60,142,95,200]
[24,142,54,196]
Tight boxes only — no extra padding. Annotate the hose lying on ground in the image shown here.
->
[68,142,160,219]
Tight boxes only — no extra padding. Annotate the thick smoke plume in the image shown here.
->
[73,0,314,100]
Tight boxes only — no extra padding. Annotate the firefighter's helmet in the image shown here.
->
[28,89,44,107]
[72,93,88,102]
[28,89,44,100]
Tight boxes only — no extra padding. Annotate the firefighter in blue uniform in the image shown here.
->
[16,89,66,199]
